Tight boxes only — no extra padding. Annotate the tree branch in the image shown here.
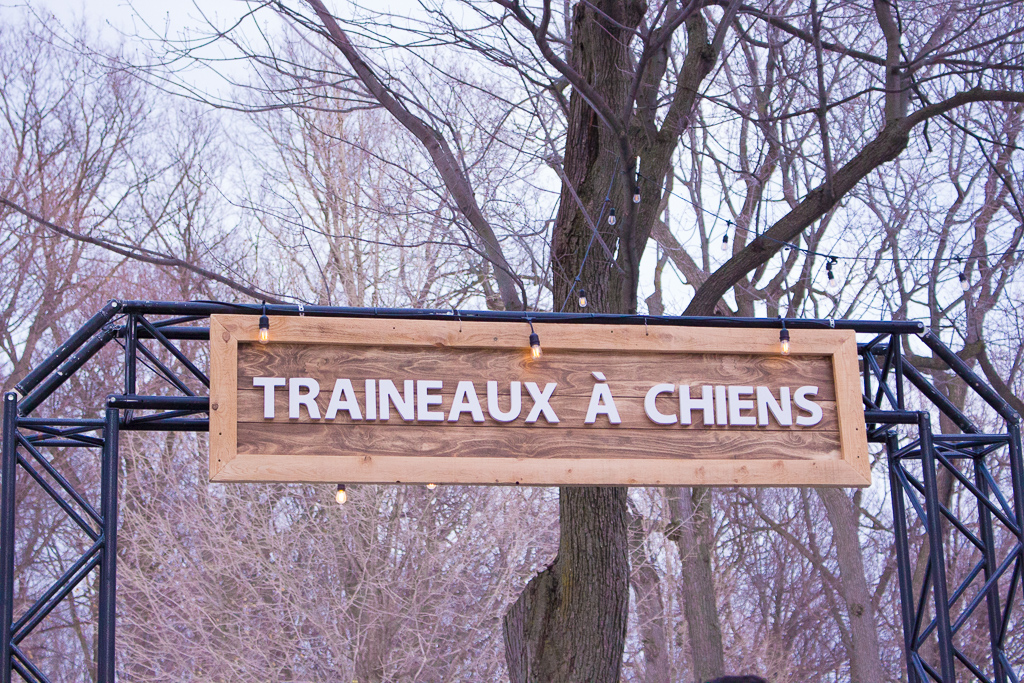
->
[685,89,1024,315]
[299,0,525,310]
[0,194,283,303]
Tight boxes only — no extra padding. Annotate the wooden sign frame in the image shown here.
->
[209,315,870,487]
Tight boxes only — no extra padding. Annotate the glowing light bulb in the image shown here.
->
[529,331,542,359]
[607,208,617,226]
[578,288,588,308]
[335,484,347,505]
[258,313,270,344]
[632,189,641,204]
[426,483,437,490]
[959,272,969,292]
[780,327,791,355]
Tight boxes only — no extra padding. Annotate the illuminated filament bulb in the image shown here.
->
[529,331,542,359]
[607,208,617,226]
[258,313,270,344]
[335,484,347,505]
[959,272,970,292]
[578,288,588,308]
[632,188,641,204]
[779,326,791,356]
[426,483,437,490]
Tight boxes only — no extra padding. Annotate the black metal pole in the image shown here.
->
[919,411,957,681]
[900,359,978,435]
[125,313,137,397]
[115,299,925,333]
[1004,421,1024,657]
[18,325,118,417]
[97,404,119,683]
[974,449,1007,683]
[894,335,906,410]
[14,300,121,398]
[888,431,921,683]
[0,394,18,683]
[918,331,1020,423]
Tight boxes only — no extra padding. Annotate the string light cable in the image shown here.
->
[637,171,1023,279]
[558,157,622,313]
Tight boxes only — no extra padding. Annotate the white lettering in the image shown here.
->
[289,378,321,419]
[365,379,377,420]
[644,384,677,425]
[379,379,414,421]
[524,382,559,423]
[487,381,522,422]
[715,385,729,425]
[728,386,756,426]
[585,383,621,424]
[794,386,823,426]
[757,386,792,426]
[253,377,285,418]
[325,379,362,420]
[448,381,485,422]
[680,385,715,425]
[417,380,444,421]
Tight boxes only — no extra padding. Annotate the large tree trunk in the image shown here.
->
[503,1,642,680]
[504,488,630,682]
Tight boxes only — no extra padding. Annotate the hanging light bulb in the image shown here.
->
[426,483,437,490]
[527,319,542,359]
[959,271,970,292]
[721,232,730,253]
[607,208,617,226]
[578,288,588,308]
[258,302,270,344]
[335,484,347,505]
[779,324,791,355]
[826,258,840,294]
[632,187,641,204]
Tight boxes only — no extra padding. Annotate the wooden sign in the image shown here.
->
[209,315,869,487]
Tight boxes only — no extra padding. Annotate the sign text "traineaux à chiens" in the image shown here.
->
[209,316,869,487]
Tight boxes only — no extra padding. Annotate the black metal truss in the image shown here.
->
[0,299,1021,682]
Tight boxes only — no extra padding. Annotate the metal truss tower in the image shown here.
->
[0,300,1021,682]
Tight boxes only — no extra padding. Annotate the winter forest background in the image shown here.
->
[0,0,1022,680]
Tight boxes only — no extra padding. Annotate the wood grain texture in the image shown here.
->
[209,315,871,487]
[236,422,841,460]
[211,454,869,487]
[832,332,872,483]
[208,317,237,479]
[215,315,850,355]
